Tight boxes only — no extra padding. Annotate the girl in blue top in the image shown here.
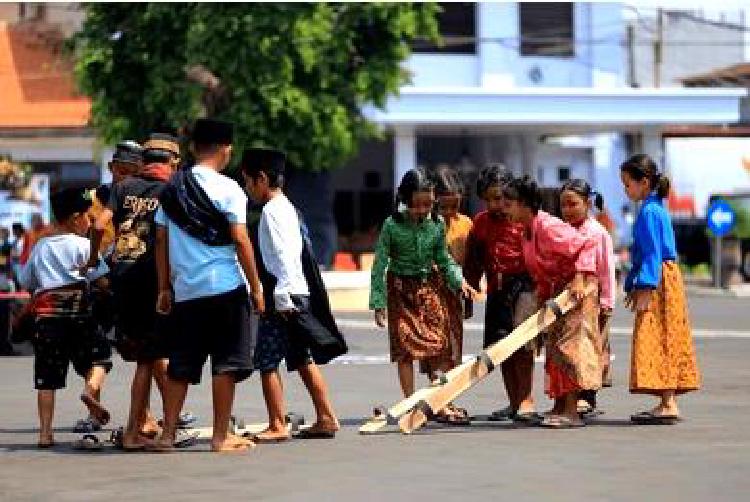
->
[620,154,700,425]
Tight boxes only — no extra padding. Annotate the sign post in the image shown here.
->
[706,200,736,288]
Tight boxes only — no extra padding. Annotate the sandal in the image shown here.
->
[174,429,200,449]
[513,411,543,424]
[73,417,102,434]
[295,427,336,439]
[540,416,586,429]
[487,405,515,422]
[630,411,681,425]
[72,434,103,451]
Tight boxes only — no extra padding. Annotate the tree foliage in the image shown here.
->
[70,3,439,170]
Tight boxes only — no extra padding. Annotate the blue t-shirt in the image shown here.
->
[624,193,677,292]
[154,164,248,302]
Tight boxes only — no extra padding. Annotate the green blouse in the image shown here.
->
[369,213,463,310]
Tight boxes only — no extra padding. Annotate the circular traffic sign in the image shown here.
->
[707,200,736,238]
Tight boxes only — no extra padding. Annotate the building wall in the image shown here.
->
[629,9,748,87]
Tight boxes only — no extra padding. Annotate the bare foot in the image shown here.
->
[140,417,161,438]
[146,434,176,453]
[651,405,680,417]
[122,432,155,451]
[80,393,110,426]
[211,433,256,453]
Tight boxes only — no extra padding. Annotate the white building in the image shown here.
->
[331,2,748,246]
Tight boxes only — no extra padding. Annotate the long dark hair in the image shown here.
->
[620,153,671,199]
[476,163,514,197]
[393,168,438,222]
[560,178,604,211]
[502,175,542,212]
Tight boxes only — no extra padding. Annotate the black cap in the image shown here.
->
[51,188,93,222]
[241,147,286,176]
[112,140,143,165]
[191,119,234,146]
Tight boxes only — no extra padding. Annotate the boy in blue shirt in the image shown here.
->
[152,119,264,453]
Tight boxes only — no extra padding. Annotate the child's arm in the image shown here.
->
[154,218,172,314]
[463,224,483,291]
[87,208,114,268]
[434,221,479,300]
[369,219,392,326]
[229,223,265,314]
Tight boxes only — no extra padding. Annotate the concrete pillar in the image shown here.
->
[477,2,516,88]
[100,148,114,185]
[393,127,416,192]
[640,127,665,174]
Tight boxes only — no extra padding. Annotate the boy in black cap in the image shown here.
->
[88,132,182,450]
[153,119,265,453]
[242,147,343,441]
[19,188,112,448]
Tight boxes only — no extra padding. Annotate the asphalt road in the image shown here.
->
[1,293,749,501]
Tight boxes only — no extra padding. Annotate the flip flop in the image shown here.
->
[294,428,336,439]
[630,411,681,425]
[73,417,102,434]
[513,411,543,424]
[251,433,291,444]
[174,429,199,449]
[72,434,103,451]
[487,406,515,422]
[540,416,586,429]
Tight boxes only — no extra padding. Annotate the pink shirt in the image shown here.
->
[577,218,616,310]
[522,211,598,301]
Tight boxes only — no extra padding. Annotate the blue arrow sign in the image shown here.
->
[707,200,736,237]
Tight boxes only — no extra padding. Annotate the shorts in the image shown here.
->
[167,287,257,385]
[484,274,535,348]
[253,305,314,374]
[32,317,113,390]
[114,313,173,363]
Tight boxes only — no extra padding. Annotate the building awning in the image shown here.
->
[0,22,90,129]
[365,87,747,132]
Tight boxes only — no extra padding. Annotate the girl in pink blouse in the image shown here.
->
[560,179,616,417]
[503,176,601,428]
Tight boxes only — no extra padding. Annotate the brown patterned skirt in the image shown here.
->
[386,271,458,370]
[544,276,602,399]
[630,262,700,395]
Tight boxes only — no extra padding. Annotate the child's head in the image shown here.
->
[433,164,463,219]
[395,168,436,223]
[477,163,514,217]
[190,118,234,171]
[620,153,670,202]
[560,179,604,225]
[51,188,94,236]
[11,223,24,238]
[502,175,542,225]
[240,147,286,204]
[143,133,182,170]
[108,140,143,183]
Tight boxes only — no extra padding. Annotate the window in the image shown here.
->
[558,166,570,182]
[18,3,47,21]
[413,2,476,54]
[519,2,575,57]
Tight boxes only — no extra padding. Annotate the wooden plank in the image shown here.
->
[398,286,595,434]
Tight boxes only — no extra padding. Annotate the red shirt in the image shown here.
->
[464,211,526,293]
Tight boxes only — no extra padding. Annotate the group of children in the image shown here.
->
[19,119,344,452]
[18,118,702,449]
[370,154,701,428]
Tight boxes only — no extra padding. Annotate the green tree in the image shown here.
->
[70,3,439,170]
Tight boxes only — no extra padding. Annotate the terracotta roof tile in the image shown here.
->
[0,22,90,128]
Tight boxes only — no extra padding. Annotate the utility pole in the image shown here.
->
[627,24,637,87]
[653,8,663,87]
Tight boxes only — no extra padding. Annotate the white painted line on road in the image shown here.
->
[336,319,750,339]
[331,354,617,366]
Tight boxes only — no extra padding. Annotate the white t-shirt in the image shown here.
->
[154,164,248,303]
[19,234,109,294]
[258,193,309,311]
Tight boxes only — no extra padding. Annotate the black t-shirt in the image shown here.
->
[108,176,166,280]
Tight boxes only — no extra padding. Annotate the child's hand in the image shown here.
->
[251,290,265,315]
[156,289,173,315]
[623,292,634,311]
[570,274,586,301]
[374,308,387,328]
[633,289,653,312]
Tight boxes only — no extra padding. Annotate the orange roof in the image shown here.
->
[0,22,90,128]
